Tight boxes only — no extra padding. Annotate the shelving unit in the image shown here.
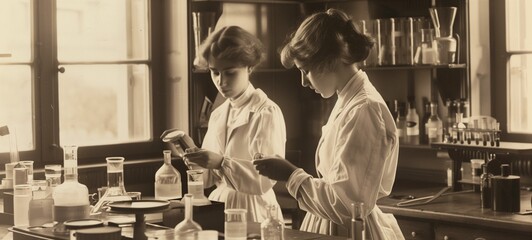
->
[187,0,473,173]
[432,141,532,191]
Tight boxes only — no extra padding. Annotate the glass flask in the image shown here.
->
[52,145,90,235]
[351,202,366,240]
[261,205,284,240]
[28,180,54,226]
[91,157,131,215]
[174,193,202,239]
[155,150,182,200]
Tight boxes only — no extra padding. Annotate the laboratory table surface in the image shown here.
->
[5,221,346,240]
[377,180,532,234]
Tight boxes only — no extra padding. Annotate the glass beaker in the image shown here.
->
[21,160,34,184]
[379,18,397,65]
[91,157,131,215]
[186,169,210,205]
[429,7,458,64]
[28,180,54,226]
[416,28,437,64]
[44,164,62,187]
[14,184,31,226]
[225,208,247,240]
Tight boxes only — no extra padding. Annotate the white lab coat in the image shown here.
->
[286,70,404,239]
[201,84,286,223]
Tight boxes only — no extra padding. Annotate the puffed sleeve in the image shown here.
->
[287,102,396,226]
[219,104,287,195]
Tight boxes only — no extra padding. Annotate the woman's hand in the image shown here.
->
[253,157,297,182]
[184,149,223,169]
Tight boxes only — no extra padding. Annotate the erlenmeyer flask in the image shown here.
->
[91,157,131,215]
[429,7,458,64]
[174,193,202,239]
[155,150,182,200]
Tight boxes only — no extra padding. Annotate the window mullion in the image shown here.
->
[37,0,62,165]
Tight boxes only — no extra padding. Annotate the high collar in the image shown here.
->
[229,83,254,108]
[335,69,366,110]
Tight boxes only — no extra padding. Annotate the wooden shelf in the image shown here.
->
[431,141,532,155]
[362,63,467,71]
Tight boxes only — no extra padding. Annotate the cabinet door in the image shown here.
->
[397,218,434,240]
[434,224,530,240]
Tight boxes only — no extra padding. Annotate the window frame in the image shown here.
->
[0,0,166,167]
[491,0,532,143]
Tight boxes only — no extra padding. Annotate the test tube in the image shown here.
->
[351,202,366,240]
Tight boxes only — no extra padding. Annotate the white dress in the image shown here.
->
[201,83,286,223]
[286,70,405,239]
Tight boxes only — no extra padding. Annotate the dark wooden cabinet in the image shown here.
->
[397,218,434,240]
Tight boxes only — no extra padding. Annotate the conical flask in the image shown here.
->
[155,150,182,200]
[52,145,90,235]
[174,193,202,239]
[91,157,131,214]
[261,205,284,240]
[429,7,458,64]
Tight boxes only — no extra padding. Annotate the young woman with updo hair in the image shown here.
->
[184,25,286,223]
[254,9,404,239]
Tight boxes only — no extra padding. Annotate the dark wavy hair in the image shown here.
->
[280,8,374,72]
[197,26,264,69]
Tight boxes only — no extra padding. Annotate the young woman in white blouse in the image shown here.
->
[184,25,286,223]
[253,9,404,239]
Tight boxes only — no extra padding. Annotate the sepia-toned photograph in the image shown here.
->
[0,0,531,239]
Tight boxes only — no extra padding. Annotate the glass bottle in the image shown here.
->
[420,100,431,144]
[29,180,54,226]
[155,150,182,200]
[426,102,443,144]
[53,145,90,235]
[91,157,131,215]
[395,102,407,142]
[480,164,492,209]
[456,113,467,144]
[261,205,284,240]
[351,202,366,240]
[405,101,420,144]
[174,193,202,239]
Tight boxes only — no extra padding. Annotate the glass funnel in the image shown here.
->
[174,193,202,239]
[429,7,458,64]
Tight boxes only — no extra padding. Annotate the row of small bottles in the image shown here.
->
[392,98,480,145]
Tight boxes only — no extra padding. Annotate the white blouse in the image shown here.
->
[201,83,287,223]
[286,70,404,239]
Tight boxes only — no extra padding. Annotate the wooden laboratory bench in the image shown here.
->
[377,180,532,240]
